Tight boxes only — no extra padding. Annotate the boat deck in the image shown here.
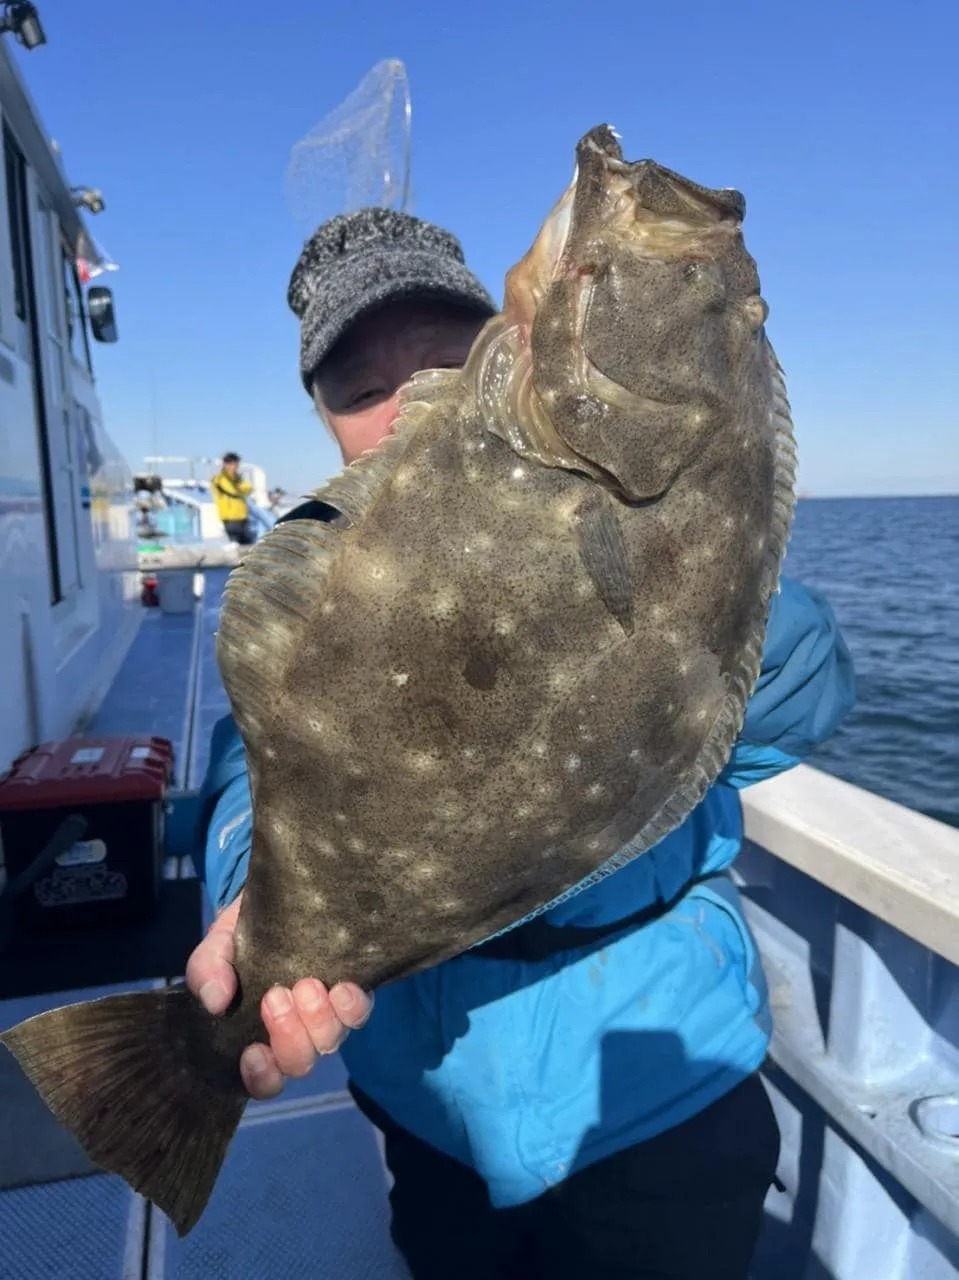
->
[0,571,411,1279]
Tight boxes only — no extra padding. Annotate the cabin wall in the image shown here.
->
[0,100,140,802]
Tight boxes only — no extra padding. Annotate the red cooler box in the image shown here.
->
[0,737,175,931]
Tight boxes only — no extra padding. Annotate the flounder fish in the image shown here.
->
[1,125,797,1236]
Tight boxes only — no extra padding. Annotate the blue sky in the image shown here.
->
[11,0,957,497]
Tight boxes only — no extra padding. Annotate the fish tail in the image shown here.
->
[0,986,246,1236]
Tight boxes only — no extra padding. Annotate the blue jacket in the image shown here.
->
[198,575,854,1207]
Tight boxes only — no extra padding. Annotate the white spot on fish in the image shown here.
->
[511,465,527,480]
[336,927,351,944]
[696,708,709,722]
[651,604,665,621]
[683,546,714,567]
[756,535,766,552]
[665,630,680,645]
[363,942,382,955]
[566,754,582,772]
[315,838,337,857]
[550,669,577,693]
[320,600,335,616]
[585,782,606,800]
[722,515,735,530]
[514,804,532,819]
[436,797,465,820]
[369,564,387,581]
[587,838,602,851]
[334,812,348,826]
[441,898,461,912]
[346,836,367,854]
[391,671,410,687]
[493,615,515,636]
[311,892,327,909]
[628,748,641,761]
[428,588,459,621]
[408,749,439,772]
[413,862,438,879]
[306,716,326,734]
[531,741,548,758]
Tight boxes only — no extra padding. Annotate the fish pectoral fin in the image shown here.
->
[573,489,635,635]
[0,988,246,1236]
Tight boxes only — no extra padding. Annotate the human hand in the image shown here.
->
[185,891,373,1099]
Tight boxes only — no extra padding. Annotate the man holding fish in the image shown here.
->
[190,198,855,1273]
[3,130,855,1278]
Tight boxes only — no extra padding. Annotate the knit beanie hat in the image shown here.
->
[287,208,498,392]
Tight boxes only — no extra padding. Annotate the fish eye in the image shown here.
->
[681,262,726,310]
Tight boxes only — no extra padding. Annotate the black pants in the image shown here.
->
[223,519,254,545]
[351,1073,780,1279]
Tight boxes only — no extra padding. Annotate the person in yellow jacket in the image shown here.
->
[211,452,254,544]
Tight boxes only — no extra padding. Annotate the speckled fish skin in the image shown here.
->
[0,125,796,1237]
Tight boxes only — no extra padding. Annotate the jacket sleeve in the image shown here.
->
[720,575,856,789]
[195,715,254,910]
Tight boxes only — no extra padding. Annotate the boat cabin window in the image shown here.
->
[3,127,27,322]
[61,248,91,373]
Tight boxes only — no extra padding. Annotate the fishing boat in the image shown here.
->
[1,27,957,1280]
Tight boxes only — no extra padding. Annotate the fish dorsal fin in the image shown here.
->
[307,369,459,525]
[217,519,342,743]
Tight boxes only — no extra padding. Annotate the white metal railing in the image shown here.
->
[739,764,959,1278]
[742,763,959,966]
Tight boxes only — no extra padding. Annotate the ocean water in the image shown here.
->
[781,495,959,828]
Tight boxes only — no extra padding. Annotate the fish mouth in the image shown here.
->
[474,126,752,498]
[571,126,746,265]
[504,126,746,331]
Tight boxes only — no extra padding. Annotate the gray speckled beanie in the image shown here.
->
[288,208,498,393]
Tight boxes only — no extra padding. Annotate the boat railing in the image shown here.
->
[738,764,959,1277]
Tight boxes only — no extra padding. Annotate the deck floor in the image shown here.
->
[0,572,410,1279]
